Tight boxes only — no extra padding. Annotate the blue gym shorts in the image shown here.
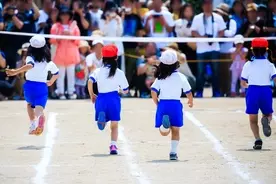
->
[95,91,121,122]
[246,85,273,115]
[24,80,48,108]
[155,100,183,128]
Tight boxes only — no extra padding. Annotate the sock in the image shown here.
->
[170,140,179,154]
[256,138,262,141]
[160,125,170,133]
[111,141,117,146]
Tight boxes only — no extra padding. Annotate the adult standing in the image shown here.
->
[36,0,52,34]
[191,0,226,98]
[72,0,91,36]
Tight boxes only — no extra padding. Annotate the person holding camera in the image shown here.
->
[191,0,226,98]
[72,0,91,36]
[0,2,4,31]
[35,0,53,34]
[87,0,104,32]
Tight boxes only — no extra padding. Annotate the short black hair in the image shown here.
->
[154,62,180,80]
[27,45,51,63]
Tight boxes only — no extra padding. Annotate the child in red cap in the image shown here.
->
[87,44,129,155]
[241,38,276,150]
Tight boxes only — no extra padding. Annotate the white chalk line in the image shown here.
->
[118,125,151,184]
[32,113,58,184]
[273,115,276,122]
[185,111,259,184]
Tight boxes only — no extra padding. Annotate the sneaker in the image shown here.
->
[29,121,37,135]
[169,153,178,160]
[59,95,66,100]
[261,117,271,137]
[110,145,118,155]
[230,92,236,97]
[162,115,170,129]
[212,91,221,98]
[97,112,106,130]
[253,139,263,150]
[240,92,246,97]
[68,94,77,100]
[195,92,203,98]
[35,115,45,136]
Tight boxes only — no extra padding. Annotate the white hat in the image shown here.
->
[159,49,178,65]
[79,40,90,48]
[234,34,244,45]
[92,39,104,46]
[30,35,46,48]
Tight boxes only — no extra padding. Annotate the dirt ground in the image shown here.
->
[0,97,275,184]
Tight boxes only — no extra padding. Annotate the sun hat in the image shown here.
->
[102,44,118,58]
[159,49,178,65]
[17,42,30,55]
[234,35,244,45]
[79,40,90,48]
[247,3,258,12]
[215,3,230,16]
[92,40,104,46]
[30,35,46,48]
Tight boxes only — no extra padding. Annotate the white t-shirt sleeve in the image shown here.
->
[86,54,93,67]
[217,15,226,31]
[224,19,237,37]
[48,61,59,75]
[269,63,276,80]
[37,11,48,24]
[26,56,35,66]
[241,62,250,81]
[151,78,160,93]
[180,73,192,94]
[243,47,248,53]
[190,15,199,31]
[118,70,129,91]
[89,68,99,83]
[165,12,175,27]
[229,47,236,53]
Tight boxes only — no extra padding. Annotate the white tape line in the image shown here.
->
[32,113,58,184]
[273,115,276,122]
[0,31,274,43]
[118,126,151,184]
[185,111,259,184]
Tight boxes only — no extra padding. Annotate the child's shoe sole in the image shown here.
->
[261,117,271,137]
[97,112,106,130]
[35,115,45,136]
[169,153,178,160]
[253,139,263,150]
[162,115,170,129]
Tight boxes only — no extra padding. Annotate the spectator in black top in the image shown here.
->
[0,2,4,31]
[120,0,143,92]
[241,3,267,49]
[36,0,53,34]
[72,0,91,36]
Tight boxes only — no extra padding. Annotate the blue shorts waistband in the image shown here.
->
[98,91,119,96]
[25,80,46,84]
[248,85,271,88]
[159,99,181,102]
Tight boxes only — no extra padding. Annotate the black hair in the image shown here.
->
[250,47,273,62]
[101,1,118,20]
[102,56,118,77]
[230,0,246,17]
[179,3,194,20]
[154,62,180,80]
[27,45,51,63]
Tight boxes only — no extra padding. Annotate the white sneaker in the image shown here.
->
[59,95,66,100]
[29,121,37,135]
[68,94,77,100]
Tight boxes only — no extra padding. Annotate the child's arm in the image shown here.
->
[150,79,160,106]
[47,74,59,86]
[87,79,97,103]
[240,80,248,88]
[151,90,158,106]
[119,71,129,94]
[186,92,193,108]
[6,64,33,76]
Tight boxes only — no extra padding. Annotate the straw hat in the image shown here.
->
[162,43,180,52]
[17,43,30,55]
[247,3,258,12]
[79,40,90,48]
[215,3,230,16]
[92,30,104,37]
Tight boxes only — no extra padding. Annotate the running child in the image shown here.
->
[241,38,276,150]
[151,49,193,160]
[6,35,59,135]
[87,44,129,155]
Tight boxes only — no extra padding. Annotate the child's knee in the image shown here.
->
[110,122,118,129]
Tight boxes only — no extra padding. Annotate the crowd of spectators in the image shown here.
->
[0,0,276,100]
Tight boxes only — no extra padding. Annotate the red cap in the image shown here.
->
[102,44,118,58]
[251,38,268,48]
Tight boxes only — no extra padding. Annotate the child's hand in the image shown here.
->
[91,94,97,103]
[46,81,53,86]
[5,69,17,76]
[188,99,193,108]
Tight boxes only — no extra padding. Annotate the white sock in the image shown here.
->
[170,140,179,154]
[159,125,170,133]
[111,141,117,146]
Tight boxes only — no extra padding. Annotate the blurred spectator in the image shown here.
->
[36,0,52,34]
[144,0,174,50]
[133,0,149,20]
[50,7,80,100]
[72,0,91,36]
[75,40,89,99]
[258,4,268,21]
[215,3,237,96]
[0,2,4,31]
[120,0,143,93]
[191,0,226,98]
[99,1,124,68]
[86,39,104,74]
[136,42,159,98]
[267,0,276,59]
[87,0,103,33]
[230,0,246,34]
[175,3,197,77]
[241,3,267,49]
[169,0,183,20]
[58,0,71,9]
[0,51,7,100]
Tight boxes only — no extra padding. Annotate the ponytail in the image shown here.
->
[102,56,118,78]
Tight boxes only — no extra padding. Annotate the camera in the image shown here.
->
[153,14,161,18]
[205,34,213,46]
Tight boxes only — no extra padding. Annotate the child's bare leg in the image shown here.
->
[34,106,45,135]
[159,127,170,136]
[170,126,180,160]
[110,121,118,154]
[27,104,35,121]
[249,114,260,139]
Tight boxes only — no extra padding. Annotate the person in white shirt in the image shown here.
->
[150,50,193,161]
[144,0,175,49]
[214,3,237,97]
[36,0,52,34]
[87,44,129,155]
[191,0,226,98]
[240,38,276,150]
[87,0,103,33]
[6,35,59,136]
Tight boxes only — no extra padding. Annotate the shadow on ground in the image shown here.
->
[237,149,271,152]
[148,159,189,163]
[17,145,45,150]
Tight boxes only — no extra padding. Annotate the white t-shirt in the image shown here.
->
[144,10,175,49]
[229,47,248,71]
[191,13,226,54]
[89,66,129,93]
[175,19,192,37]
[35,10,49,34]
[220,19,237,53]
[151,72,191,100]
[241,59,276,86]
[89,9,103,28]
[86,53,103,72]
[25,56,59,83]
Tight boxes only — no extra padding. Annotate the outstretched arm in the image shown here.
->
[88,80,97,103]
[151,90,158,106]
[6,64,33,76]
